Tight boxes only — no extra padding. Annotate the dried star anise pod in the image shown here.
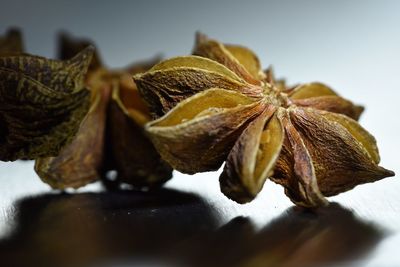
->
[0,29,93,161]
[0,28,24,55]
[35,33,172,190]
[134,33,394,207]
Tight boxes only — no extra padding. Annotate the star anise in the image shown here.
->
[134,33,394,207]
[35,33,172,190]
[0,28,24,55]
[0,29,93,161]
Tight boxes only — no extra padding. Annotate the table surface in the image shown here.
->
[0,160,399,267]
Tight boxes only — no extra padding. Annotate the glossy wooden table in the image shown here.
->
[0,160,398,267]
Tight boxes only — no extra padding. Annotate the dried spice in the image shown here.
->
[134,33,394,207]
[0,30,93,161]
[35,34,172,189]
[0,28,24,55]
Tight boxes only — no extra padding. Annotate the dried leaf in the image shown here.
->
[146,89,265,173]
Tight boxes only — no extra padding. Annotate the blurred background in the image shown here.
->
[0,1,399,266]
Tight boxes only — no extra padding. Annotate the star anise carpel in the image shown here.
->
[134,33,394,207]
[35,33,172,190]
[0,29,93,161]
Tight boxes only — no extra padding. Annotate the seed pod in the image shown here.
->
[134,56,262,118]
[0,28,24,55]
[146,89,265,173]
[0,46,93,161]
[58,32,103,71]
[35,80,111,189]
[289,83,364,120]
[107,75,172,187]
[34,34,173,190]
[135,33,394,207]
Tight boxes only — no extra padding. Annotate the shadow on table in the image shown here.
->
[176,203,386,267]
[0,189,220,267]
[0,189,385,267]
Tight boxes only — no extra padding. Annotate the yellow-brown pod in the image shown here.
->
[220,105,283,203]
[107,74,172,188]
[136,33,394,208]
[33,33,172,190]
[145,88,265,174]
[35,76,111,189]
[289,83,364,120]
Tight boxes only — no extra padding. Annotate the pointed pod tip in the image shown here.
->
[195,31,209,44]
[151,53,164,63]
[57,30,71,40]
[354,105,365,120]
[67,45,95,63]
[219,172,257,204]
[83,45,95,54]
[375,166,395,179]
[77,45,95,57]
[132,72,144,82]
[385,169,395,177]
[6,28,22,37]
[220,186,255,204]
